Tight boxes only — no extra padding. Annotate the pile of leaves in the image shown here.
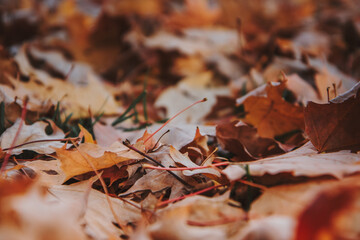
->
[1,0,360,239]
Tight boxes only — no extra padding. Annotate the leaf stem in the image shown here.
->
[2,137,81,152]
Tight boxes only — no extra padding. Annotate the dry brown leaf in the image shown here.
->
[0,178,88,240]
[231,215,295,240]
[121,169,185,200]
[24,159,66,186]
[243,81,304,138]
[0,119,65,155]
[139,193,245,240]
[56,141,143,181]
[49,180,142,239]
[170,146,221,178]
[155,72,229,124]
[216,121,285,161]
[304,82,360,152]
[107,122,216,150]
[8,45,119,118]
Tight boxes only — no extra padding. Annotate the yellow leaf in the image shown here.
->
[78,124,95,144]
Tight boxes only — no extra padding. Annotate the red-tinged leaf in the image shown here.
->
[295,186,358,240]
[216,121,285,161]
[304,82,360,152]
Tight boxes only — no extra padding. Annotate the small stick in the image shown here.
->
[2,137,81,151]
[123,141,193,188]
[0,98,28,175]
[327,87,330,102]
[157,184,224,207]
[142,162,230,171]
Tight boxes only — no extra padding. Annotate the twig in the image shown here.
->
[142,162,230,171]
[2,137,81,151]
[157,184,225,207]
[123,141,193,188]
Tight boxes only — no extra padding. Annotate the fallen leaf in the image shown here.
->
[0,119,65,155]
[232,215,295,240]
[243,81,304,138]
[170,145,221,178]
[142,194,245,240]
[121,169,185,199]
[0,178,88,240]
[56,141,143,180]
[180,127,211,160]
[107,122,216,150]
[216,121,285,161]
[155,72,229,124]
[24,159,66,186]
[223,142,360,181]
[49,180,142,239]
[295,185,360,240]
[304,82,360,152]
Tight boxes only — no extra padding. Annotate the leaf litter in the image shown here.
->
[1,1,360,239]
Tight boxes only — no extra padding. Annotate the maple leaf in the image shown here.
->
[304,82,360,152]
[56,142,142,181]
[243,81,304,138]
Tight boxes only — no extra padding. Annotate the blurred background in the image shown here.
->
[0,0,359,124]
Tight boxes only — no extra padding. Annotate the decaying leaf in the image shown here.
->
[305,82,360,152]
[243,81,304,138]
